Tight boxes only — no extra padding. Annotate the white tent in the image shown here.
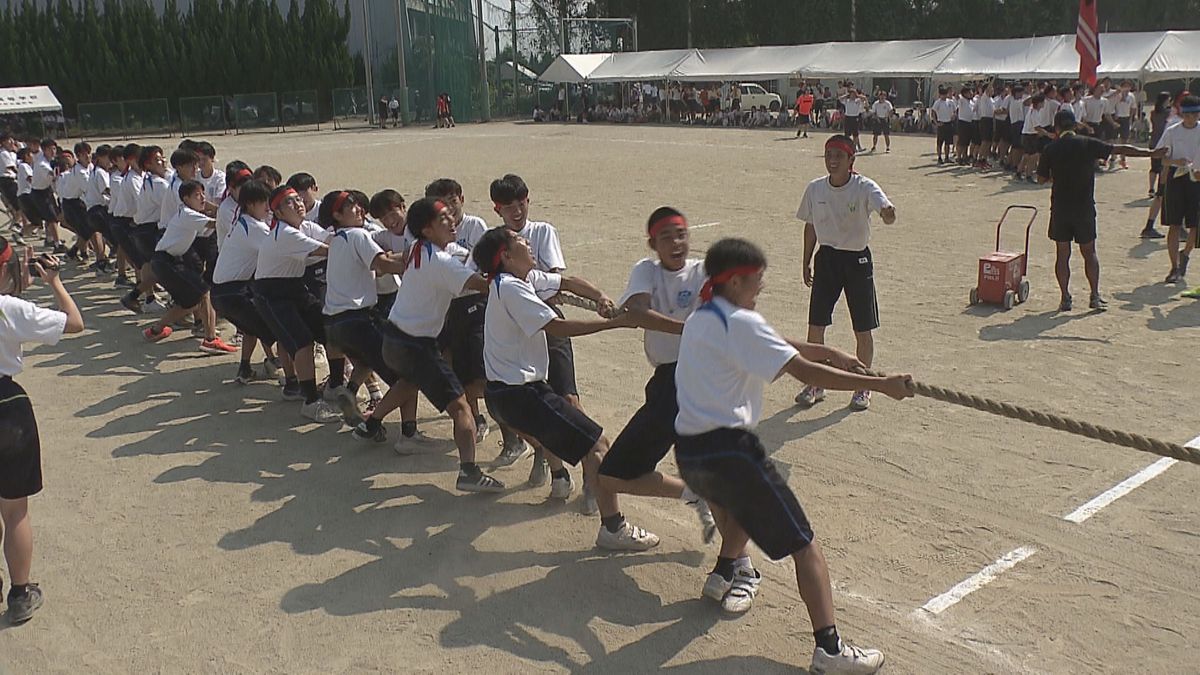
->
[1143,31,1200,83]
[800,38,962,78]
[539,53,611,83]
[668,44,830,81]
[1034,31,1166,80]
[587,48,696,83]
[0,85,62,115]
[498,61,540,82]
[932,36,1069,80]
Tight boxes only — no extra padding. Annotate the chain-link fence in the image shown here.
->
[279,90,319,131]
[179,95,228,135]
[232,93,279,133]
[123,98,172,136]
[77,102,125,138]
[331,86,372,130]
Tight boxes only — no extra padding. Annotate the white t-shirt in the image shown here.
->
[931,98,956,123]
[213,214,271,284]
[255,222,326,279]
[842,96,864,117]
[618,257,705,366]
[1042,98,1061,123]
[62,164,89,199]
[674,296,799,436]
[870,100,894,119]
[483,272,558,384]
[214,196,239,249]
[15,163,31,196]
[1007,95,1027,123]
[1022,108,1043,135]
[30,156,53,190]
[387,241,476,338]
[1114,93,1135,117]
[363,222,400,295]
[116,170,143,218]
[323,227,385,315]
[514,220,566,299]
[199,167,226,203]
[0,295,67,377]
[156,207,211,257]
[0,149,16,178]
[135,174,167,225]
[455,214,489,251]
[1082,96,1106,123]
[796,174,893,252]
[1155,122,1200,168]
[107,171,124,213]
[956,96,975,122]
[992,95,1008,119]
[159,174,185,228]
[299,220,331,267]
[977,94,995,118]
[84,166,110,209]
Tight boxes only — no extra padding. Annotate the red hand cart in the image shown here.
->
[969,205,1038,310]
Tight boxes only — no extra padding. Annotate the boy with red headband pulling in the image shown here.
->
[674,236,913,673]
[796,135,896,412]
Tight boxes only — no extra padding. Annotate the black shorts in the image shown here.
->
[1101,119,1118,140]
[599,363,678,480]
[1021,134,1040,154]
[676,427,814,561]
[211,281,276,344]
[374,291,397,321]
[17,195,41,226]
[382,326,463,412]
[484,380,601,466]
[1117,117,1131,140]
[994,119,1010,143]
[957,120,977,145]
[0,177,19,212]
[107,216,135,258]
[1150,157,1164,176]
[302,260,327,302]
[128,222,161,268]
[1048,215,1098,244]
[0,376,43,500]
[252,277,326,356]
[29,188,58,223]
[843,115,860,136]
[872,117,890,136]
[546,304,578,397]
[809,245,879,332]
[979,117,994,143]
[1163,176,1200,228]
[936,121,955,145]
[191,234,219,287]
[151,250,208,309]
[797,113,811,125]
[325,308,398,385]
[437,294,487,386]
[86,205,112,244]
[61,198,89,237]
[1010,122,1026,148]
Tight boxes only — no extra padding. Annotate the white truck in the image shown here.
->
[737,82,782,112]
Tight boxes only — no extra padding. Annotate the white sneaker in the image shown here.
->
[809,642,885,675]
[848,390,871,411]
[323,384,355,404]
[595,521,660,551]
[393,430,442,456]
[300,399,343,424]
[495,438,531,467]
[527,456,550,487]
[581,484,599,515]
[549,473,573,500]
[474,415,491,444]
[690,498,717,544]
[795,385,826,407]
[721,567,761,614]
[701,572,731,602]
[261,357,281,379]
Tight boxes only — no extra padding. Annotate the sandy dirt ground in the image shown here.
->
[1,121,1198,674]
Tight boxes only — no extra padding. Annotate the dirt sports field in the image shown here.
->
[1,122,1197,674]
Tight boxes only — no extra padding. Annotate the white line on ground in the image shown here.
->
[918,546,1037,616]
[1061,434,1199,524]
[691,221,720,229]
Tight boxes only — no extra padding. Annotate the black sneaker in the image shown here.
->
[1058,295,1073,312]
[1180,253,1190,278]
[119,293,144,314]
[7,583,43,624]
[281,381,304,401]
[457,467,505,494]
[1089,294,1108,311]
[114,276,136,288]
[1140,228,1166,239]
[1166,268,1181,284]
[52,243,68,255]
[353,420,386,442]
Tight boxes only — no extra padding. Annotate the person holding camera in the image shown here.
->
[0,236,84,623]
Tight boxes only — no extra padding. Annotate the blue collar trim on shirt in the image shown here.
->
[237,215,250,235]
[334,230,349,241]
[696,300,728,330]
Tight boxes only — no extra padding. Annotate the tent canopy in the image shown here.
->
[1143,31,1200,83]
[498,61,540,82]
[538,53,611,83]
[1034,31,1166,80]
[587,48,695,83]
[801,38,963,78]
[0,86,62,114]
[932,36,1067,79]
[669,44,829,81]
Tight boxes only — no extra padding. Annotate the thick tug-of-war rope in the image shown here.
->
[556,292,1200,467]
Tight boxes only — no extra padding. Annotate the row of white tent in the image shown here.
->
[539,31,1200,85]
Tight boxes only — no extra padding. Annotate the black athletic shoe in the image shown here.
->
[7,584,43,624]
[353,421,386,442]
[120,293,144,314]
[1140,228,1166,239]
[52,243,68,255]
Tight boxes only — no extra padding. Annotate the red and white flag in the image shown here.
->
[1076,0,1101,86]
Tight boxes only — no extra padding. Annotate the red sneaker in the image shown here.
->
[143,325,172,342]
[199,337,238,354]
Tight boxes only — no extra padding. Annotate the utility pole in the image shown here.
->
[477,0,490,121]
[633,14,638,51]
[686,0,692,48]
[363,0,376,126]
[850,0,856,41]
[510,0,518,117]
[395,0,409,124]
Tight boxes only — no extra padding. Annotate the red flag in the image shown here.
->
[1076,0,1101,86]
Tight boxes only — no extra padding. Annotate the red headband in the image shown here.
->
[230,168,252,187]
[825,137,856,159]
[331,191,351,214]
[699,265,762,302]
[270,187,298,212]
[488,242,508,279]
[648,214,688,239]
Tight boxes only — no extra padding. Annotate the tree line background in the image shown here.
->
[0,0,355,120]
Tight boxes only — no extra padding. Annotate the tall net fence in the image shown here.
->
[280,90,320,130]
[123,98,172,136]
[233,93,279,133]
[77,102,125,138]
[180,95,228,135]
[331,86,372,129]
[403,0,482,124]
